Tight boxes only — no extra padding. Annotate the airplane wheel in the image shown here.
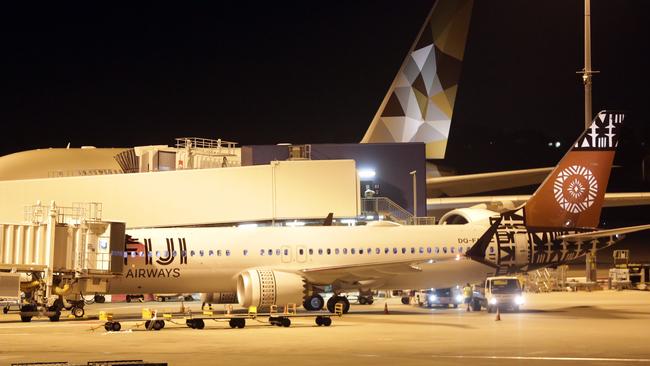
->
[401,297,410,305]
[322,317,332,326]
[112,322,122,332]
[72,307,85,318]
[366,298,374,305]
[304,294,324,311]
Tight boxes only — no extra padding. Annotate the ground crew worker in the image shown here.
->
[463,283,473,312]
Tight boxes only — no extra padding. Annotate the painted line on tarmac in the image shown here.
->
[433,355,650,362]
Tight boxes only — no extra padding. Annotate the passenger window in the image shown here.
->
[393,248,398,254]
[375,248,380,255]
[458,246,463,253]
[268,249,273,256]
[190,250,195,257]
[367,248,371,254]
[327,248,331,255]
[217,250,222,256]
[260,249,265,256]
[209,250,214,256]
[426,247,432,254]
[351,248,356,254]
[335,248,340,255]
[283,249,288,256]
[243,249,248,256]
[299,248,304,255]
[139,251,144,257]
[309,248,314,255]
[435,247,439,254]
[419,247,424,254]
[401,248,406,254]
[318,249,323,255]
[359,249,364,255]
[199,250,204,257]
[163,251,169,257]
[226,250,231,256]
[385,248,389,254]
[173,251,178,257]
[276,249,281,256]
[489,247,494,254]
[343,248,348,254]
[442,247,447,253]
[451,247,455,253]
[123,252,128,258]
[148,252,153,258]
[410,247,415,254]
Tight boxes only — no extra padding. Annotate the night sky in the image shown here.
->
[2,1,649,183]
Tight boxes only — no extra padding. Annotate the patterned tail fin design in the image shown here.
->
[361,0,474,159]
[524,111,625,231]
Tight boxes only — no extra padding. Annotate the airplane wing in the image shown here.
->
[427,192,650,213]
[299,258,440,284]
[559,224,650,241]
[427,167,553,197]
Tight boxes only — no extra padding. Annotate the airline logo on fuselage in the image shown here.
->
[123,237,188,279]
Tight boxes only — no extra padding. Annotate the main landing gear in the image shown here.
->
[358,296,374,305]
[326,295,350,314]
[303,294,325,311]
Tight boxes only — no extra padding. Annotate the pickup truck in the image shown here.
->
[473,276,525,312]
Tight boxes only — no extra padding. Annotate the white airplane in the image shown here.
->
[109,111,650,313]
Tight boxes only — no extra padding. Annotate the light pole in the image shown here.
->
[409,170,417,219]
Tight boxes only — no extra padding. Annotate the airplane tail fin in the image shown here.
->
[523,111,626,231]
[361,0,474,160]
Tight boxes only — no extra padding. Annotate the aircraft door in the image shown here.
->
[281,245,292,263]
[296,245,307,263]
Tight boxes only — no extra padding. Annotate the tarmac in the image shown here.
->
[0,290,649,366]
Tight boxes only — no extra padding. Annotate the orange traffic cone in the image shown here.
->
[384,302,389,314]
[495,307,501,321]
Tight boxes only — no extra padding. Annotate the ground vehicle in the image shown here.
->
[480,276,524,313]
[415,288,463,308]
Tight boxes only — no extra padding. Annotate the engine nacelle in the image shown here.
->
[237,269,305,308]
[200,292,238,304]
[439,208,497,225]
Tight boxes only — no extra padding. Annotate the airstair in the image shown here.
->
[0,202,124,322]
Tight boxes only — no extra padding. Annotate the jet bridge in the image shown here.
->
[0,202,124,322]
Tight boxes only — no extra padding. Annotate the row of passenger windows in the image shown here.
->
[121,246,473,258]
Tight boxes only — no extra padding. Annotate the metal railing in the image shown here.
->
[175,137,238,156]
[361,197,434,225]
[24,202,103,224]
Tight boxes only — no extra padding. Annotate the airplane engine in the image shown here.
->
[236,269,306,308]
[439,208,497,225]
[200,292,238,304]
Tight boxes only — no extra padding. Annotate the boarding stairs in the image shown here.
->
[526,266,568,292]
[361,197,435,225]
